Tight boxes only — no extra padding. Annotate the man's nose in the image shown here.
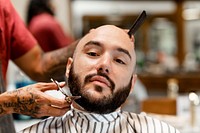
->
[97,57,111,74]
[98,67,109,74]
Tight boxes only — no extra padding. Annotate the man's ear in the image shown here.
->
[130,74,137,93]
[65,57,73,78]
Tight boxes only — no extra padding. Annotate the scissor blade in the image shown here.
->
[51,78,68,97]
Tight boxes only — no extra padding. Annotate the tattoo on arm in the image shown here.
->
[1,87,40,117]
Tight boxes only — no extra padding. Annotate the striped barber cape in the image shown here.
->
[18,107,180,133]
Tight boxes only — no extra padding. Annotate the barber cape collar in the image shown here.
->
[66,106,122,123]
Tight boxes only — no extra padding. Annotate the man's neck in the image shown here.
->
[72,102,122,114]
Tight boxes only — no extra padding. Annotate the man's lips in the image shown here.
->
[89,76,111,87]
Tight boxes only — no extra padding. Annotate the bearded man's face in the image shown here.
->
[66,25,136,114]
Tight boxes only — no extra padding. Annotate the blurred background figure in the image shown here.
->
[26,0,74,52]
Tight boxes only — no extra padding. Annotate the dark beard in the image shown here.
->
[68,65,132,114]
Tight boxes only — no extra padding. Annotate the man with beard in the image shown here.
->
[19,25,180,133]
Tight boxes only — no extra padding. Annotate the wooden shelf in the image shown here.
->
[138,73,200,94]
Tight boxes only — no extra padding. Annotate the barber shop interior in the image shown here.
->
[6,0,200,132]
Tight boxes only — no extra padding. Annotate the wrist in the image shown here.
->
[0,91,15,115]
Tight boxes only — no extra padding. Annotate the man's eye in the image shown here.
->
[115,59,125,65]
[87,52,98,56]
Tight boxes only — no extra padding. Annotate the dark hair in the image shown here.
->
[26,0,54,24]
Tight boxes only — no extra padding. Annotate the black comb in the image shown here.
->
[128,10,147,37]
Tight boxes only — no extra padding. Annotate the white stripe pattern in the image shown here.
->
[18,108,180,133]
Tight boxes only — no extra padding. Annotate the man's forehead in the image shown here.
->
[91,25,127,37]
[79,25,133,47]
[74,25,135,58]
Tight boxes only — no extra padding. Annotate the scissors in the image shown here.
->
[51,78,81,103]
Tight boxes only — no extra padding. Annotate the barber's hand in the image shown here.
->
[5,82,71,118]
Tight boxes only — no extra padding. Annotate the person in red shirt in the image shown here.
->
[27,0,74,52]
[0,0,77,132]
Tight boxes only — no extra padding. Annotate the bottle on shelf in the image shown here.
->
[167,78,179,99]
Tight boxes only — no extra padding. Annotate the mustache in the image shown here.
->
[84,72,115,91]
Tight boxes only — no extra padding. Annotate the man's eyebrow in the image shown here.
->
[117,48,132,60]
[84,41,102,48]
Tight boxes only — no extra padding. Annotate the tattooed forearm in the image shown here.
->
[14,93,39,116]
[1,87,40,117]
